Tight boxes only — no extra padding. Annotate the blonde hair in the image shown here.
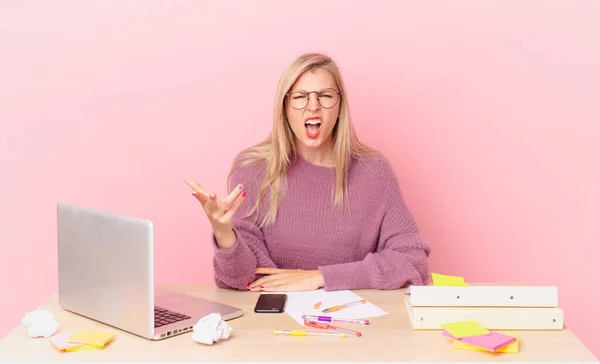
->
[229,52,380,227]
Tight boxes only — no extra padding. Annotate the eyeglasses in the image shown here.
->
[286,88,341,110]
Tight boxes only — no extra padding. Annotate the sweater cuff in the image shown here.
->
[212,229,247,266]
[318,262,371,291]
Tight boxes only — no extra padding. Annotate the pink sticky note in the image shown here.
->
[443,330,458,339]
[443,330,516,352]
[50,333,86,351]
[462,332,516,351]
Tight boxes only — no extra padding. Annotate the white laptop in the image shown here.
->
[57,202,243,340]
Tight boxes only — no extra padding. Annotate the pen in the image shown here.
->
[321,299,367,313]
[274,329,346,338]
[304,320,362,337]
[302,315,370,325]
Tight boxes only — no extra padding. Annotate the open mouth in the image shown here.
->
[305,119,321,138]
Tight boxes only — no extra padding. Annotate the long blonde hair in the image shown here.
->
[229,52,380,227]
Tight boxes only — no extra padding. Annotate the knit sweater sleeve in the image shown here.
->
[318,161,431,290]
[212,163,277,290]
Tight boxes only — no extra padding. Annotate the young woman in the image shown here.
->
[186,53,431,292]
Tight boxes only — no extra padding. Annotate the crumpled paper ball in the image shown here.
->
[21,309,60,338]
[191,313,232,345]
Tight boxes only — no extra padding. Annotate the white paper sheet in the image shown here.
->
[262,290,388,326]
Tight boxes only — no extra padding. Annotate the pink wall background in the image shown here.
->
[1,0,598,357]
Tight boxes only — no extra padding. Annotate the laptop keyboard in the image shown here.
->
[154,306,191,328]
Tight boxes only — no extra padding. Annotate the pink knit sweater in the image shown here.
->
[212,153,431,291]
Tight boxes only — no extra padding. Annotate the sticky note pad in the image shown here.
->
[49,333,103,352]
[451,333,520,353]
[444,330,517,352]
[68,330,116,347]
[441,321,489,338]
[50,333,87,351]
[431,273,468,286]
[66,344,104,352]
[461,331,517,352]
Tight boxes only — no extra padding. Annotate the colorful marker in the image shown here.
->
[313,301,322,309]
[304,320,362,337]
[302,315,370,325]
[274,329,346,338]
[321,299,367,313]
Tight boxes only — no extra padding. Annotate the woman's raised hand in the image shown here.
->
[184,178,247,249]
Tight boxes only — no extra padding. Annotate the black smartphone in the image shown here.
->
[253,293,287,313]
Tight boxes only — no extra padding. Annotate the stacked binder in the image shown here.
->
[404,285,563,330]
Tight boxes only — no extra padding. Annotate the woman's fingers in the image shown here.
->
[184,178,222,215]
[185,178,246,233]
[249,273,292,288]
[255,267,291,275]
[204,193,220,218]
[223,190,247,220]
[260,284,289,292]
[222,184,244,207]
[184,178,210,204]
[249,275,278,288]
[249,272,302,289]
[257,274,304,291]
[258,272,317,292]
[249,268,288,289]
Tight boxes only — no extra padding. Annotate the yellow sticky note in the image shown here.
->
[69,330,116,347]
[441,321,490,338]
[453,333,520,353]
[66,344,104,352]
[432,273,468,286]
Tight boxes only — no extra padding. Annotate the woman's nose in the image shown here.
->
[307,94,320,111]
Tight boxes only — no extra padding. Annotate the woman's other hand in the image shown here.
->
[249,268,325,292]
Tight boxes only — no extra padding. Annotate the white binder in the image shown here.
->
[408,285,558,307]
[404,295,564,330]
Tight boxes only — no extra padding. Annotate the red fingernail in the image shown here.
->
[191,191,196,195]
[260,285,264,288]
[238,184,243,190]
[242,192,247,197]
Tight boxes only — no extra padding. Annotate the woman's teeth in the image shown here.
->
[305,121,321,137]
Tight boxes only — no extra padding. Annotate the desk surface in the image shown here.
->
[0,284,597,362]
